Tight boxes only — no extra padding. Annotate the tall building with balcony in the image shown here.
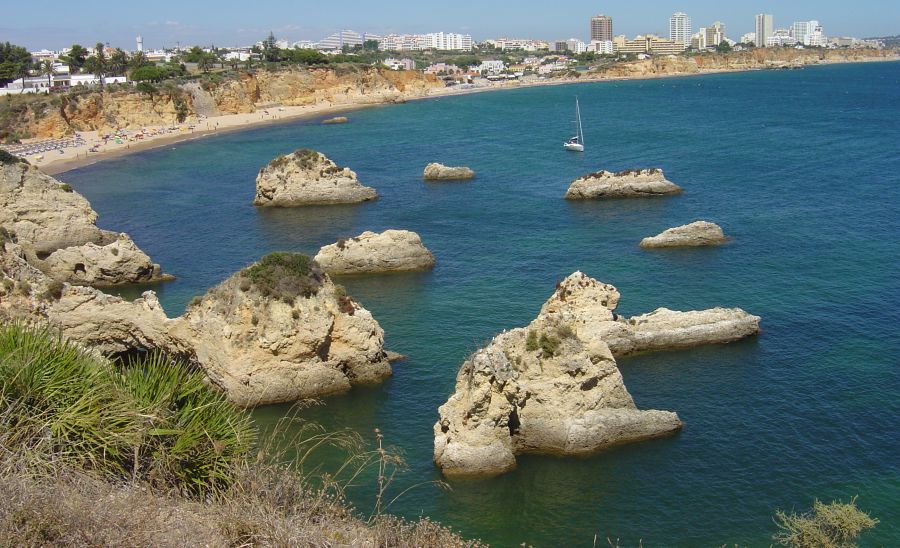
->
[755,14,773,47]
[669,12,692,48]
[590,15,613,42]
[705,21,726,48]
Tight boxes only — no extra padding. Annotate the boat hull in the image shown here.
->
[564,143,584,152]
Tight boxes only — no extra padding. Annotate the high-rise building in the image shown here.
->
[590,15,613,42]
[755,14,773,47]
[705,21,726,48]
[317,30,364,50]
[791,21,824,46]
[136,35,143,52]
[669,12,692,48]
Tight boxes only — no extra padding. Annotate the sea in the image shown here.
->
[59,61,900,546]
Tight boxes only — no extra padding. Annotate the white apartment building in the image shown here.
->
[565,39,587,54]
[318,29,364,50]
[741,33,757,46]
[589,40,614,54]
[791,21,825,46]
[383,58,415,71]
[477,60,506,74]
[669,12,692,48]
[380,32,472,52]
[766,29,798,47]
[705,22,726,48]
[755,14,774,47]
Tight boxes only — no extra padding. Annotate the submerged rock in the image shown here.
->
[0,161,169,286]
[640,221,728,249]
[253,149,377,206]
[322,116,349,125]
[423,163,476,181]
[314,230,435,274]
[565,168,683,200]
[433,272,760,477]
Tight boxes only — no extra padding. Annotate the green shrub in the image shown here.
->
[42,280,65,301]
[188,296,203,308]
[538,333,561,358]
[1,278,13,293]
[244,252,323,301]
[525,330,539,352]
[17,280,31,296]
[773,497,878,548]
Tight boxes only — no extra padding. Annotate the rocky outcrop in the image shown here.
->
[565,168,683,200]
[640,221,728,249]
[40,235,171,286]
[423,163,476,181]
[171,253,391,407]
[1,245,393,408]
[314,230,435,275]
[322,116,349,125]
[254,149,377,207]
[0,160,169,286]
[433,272,760,477]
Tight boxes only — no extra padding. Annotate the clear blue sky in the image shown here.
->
[3,1,898,50]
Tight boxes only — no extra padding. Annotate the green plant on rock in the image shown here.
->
[42,280,65,301]
[525,330,539,352]
[244,252,324,301]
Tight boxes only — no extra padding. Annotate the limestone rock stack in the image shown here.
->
[640,221,728,249]
[433,272,760,477]
[423,163,476,181]
[171,253,391,407]
[314,230,435,274]
[565,168,683,200]
[253,149,377,206]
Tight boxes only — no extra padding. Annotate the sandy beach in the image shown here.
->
[33,54,898,176]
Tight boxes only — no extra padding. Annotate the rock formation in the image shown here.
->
[565,168,683,200]
[0,159,169,286]
[433,272,760,477]
[322,116,349,125]
[423,163,476,181]
[253,149,377,207]
[314,230,435,275]
[1,243,393,408]
[640,221,728,249]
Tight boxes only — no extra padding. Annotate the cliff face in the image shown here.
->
[207,67,443,114]
[11,67,442,140]
[599,48,898,78]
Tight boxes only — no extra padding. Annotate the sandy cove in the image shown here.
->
[37,55,899,176]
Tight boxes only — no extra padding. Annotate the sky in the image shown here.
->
[2,0,898,51]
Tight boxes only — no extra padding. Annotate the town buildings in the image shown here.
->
[614,34,685,55]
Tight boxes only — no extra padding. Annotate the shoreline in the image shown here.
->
[40,54,899,176]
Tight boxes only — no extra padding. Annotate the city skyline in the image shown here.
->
[3,0,898,51]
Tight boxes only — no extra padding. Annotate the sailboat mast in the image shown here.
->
[576,97,584,145]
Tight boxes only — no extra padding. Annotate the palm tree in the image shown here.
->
[91,42,108,90]
[41,60,54,91]
[197,53,213,73]
[108,48,128,77]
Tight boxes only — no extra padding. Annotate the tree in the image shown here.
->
[181,46,206,63]
[83,42,108,89]
[262,32,279,62]
[62,43,88,73]
[41,60,54,89]
[128,51,150,71]
[130,65,165,82]
[716,41,733,53]
[197,53,213,73]
[363,39,380,52]
[0,42,32,86]
[108,48,128,76]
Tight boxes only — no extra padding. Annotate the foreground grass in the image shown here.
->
[0,323,479,546]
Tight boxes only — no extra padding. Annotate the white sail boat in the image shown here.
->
[563,97,585,152]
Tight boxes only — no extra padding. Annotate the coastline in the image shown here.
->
[40,54,899,176]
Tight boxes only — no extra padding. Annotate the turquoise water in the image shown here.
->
[60,62,900,546]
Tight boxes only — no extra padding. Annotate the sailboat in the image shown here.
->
[563,97,584,152]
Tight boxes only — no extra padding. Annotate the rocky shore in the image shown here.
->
[565,168,683,200]
[253,149,377,206]
[423,163,476,181]
[314,230,435,274]
[640,221,728,249]
[0,159,169,286]
[433,272,760,477]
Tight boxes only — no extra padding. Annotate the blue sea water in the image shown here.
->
[59,62,900,546]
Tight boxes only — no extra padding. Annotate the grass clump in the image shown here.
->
[244,252,324,301]
[41,280,65,301]
[0,324,254,493]
[773,497,878,548]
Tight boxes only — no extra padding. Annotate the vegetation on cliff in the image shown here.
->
[243,252,324,300]
[0,323,478,545]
